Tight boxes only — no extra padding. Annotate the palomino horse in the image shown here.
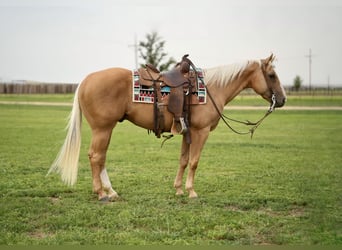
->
[48,54,286,201]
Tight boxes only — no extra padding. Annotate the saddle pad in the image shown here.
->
[132,68,206,104]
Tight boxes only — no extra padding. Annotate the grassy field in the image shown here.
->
[0,94,74,103]
[0,98,341,245]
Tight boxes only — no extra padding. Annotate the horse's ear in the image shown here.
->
[263,53,275,66]
[271,53,276,62]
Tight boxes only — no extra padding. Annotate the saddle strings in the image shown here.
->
[205,85,276,138]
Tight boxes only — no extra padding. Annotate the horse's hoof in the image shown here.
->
[108,193,120,202]
[175,189,184,196]
[99,195,109,202]
[188,191,198,199]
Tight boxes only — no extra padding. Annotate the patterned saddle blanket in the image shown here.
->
[132,68,207,105]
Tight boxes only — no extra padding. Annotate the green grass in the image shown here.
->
[0,103,341,245]
[0,94,74,103]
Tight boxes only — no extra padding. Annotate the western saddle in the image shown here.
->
[137,54,198,144]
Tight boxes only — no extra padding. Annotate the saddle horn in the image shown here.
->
[179,54,198,74]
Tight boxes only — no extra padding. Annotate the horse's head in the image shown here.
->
[251,54,286,108]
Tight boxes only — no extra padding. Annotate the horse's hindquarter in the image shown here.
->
[78,68,132,129]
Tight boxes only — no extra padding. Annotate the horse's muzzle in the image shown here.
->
[275,97,286,108]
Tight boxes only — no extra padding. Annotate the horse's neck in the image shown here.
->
[204,61,259,107]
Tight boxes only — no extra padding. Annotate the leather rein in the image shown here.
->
[205,85,276,138]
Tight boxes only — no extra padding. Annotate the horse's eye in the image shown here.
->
[268,73,276,80]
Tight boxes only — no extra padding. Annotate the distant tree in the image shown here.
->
[138,31,176,71]
[293,75,303,91]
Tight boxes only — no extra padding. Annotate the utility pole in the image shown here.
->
[305,48,313,91]
[128,34,139,69]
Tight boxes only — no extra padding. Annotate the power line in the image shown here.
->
[128,34,139,69]
[305,48,315,90]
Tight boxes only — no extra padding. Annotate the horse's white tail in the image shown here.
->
[47,87,82,186]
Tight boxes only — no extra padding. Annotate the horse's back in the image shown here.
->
[80,67,131,90]
[78,68,132,128]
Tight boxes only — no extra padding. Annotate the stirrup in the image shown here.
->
[178,117,188,134]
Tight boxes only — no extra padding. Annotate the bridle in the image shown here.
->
[205,86,277,138]
[204,58,280,138]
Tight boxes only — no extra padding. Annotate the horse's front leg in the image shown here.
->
[174,135,190,195]
[185,128,210,198]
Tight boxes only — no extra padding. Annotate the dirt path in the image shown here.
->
[0,100,342,110]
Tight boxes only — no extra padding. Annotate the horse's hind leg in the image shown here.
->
[88,126,117,201]
[100,167,119,201]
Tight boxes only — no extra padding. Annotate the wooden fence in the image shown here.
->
[0,83,78,94]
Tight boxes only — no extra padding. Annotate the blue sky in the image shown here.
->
[0,0,341,86]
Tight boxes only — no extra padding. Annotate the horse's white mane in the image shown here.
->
[204,60,261,87]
